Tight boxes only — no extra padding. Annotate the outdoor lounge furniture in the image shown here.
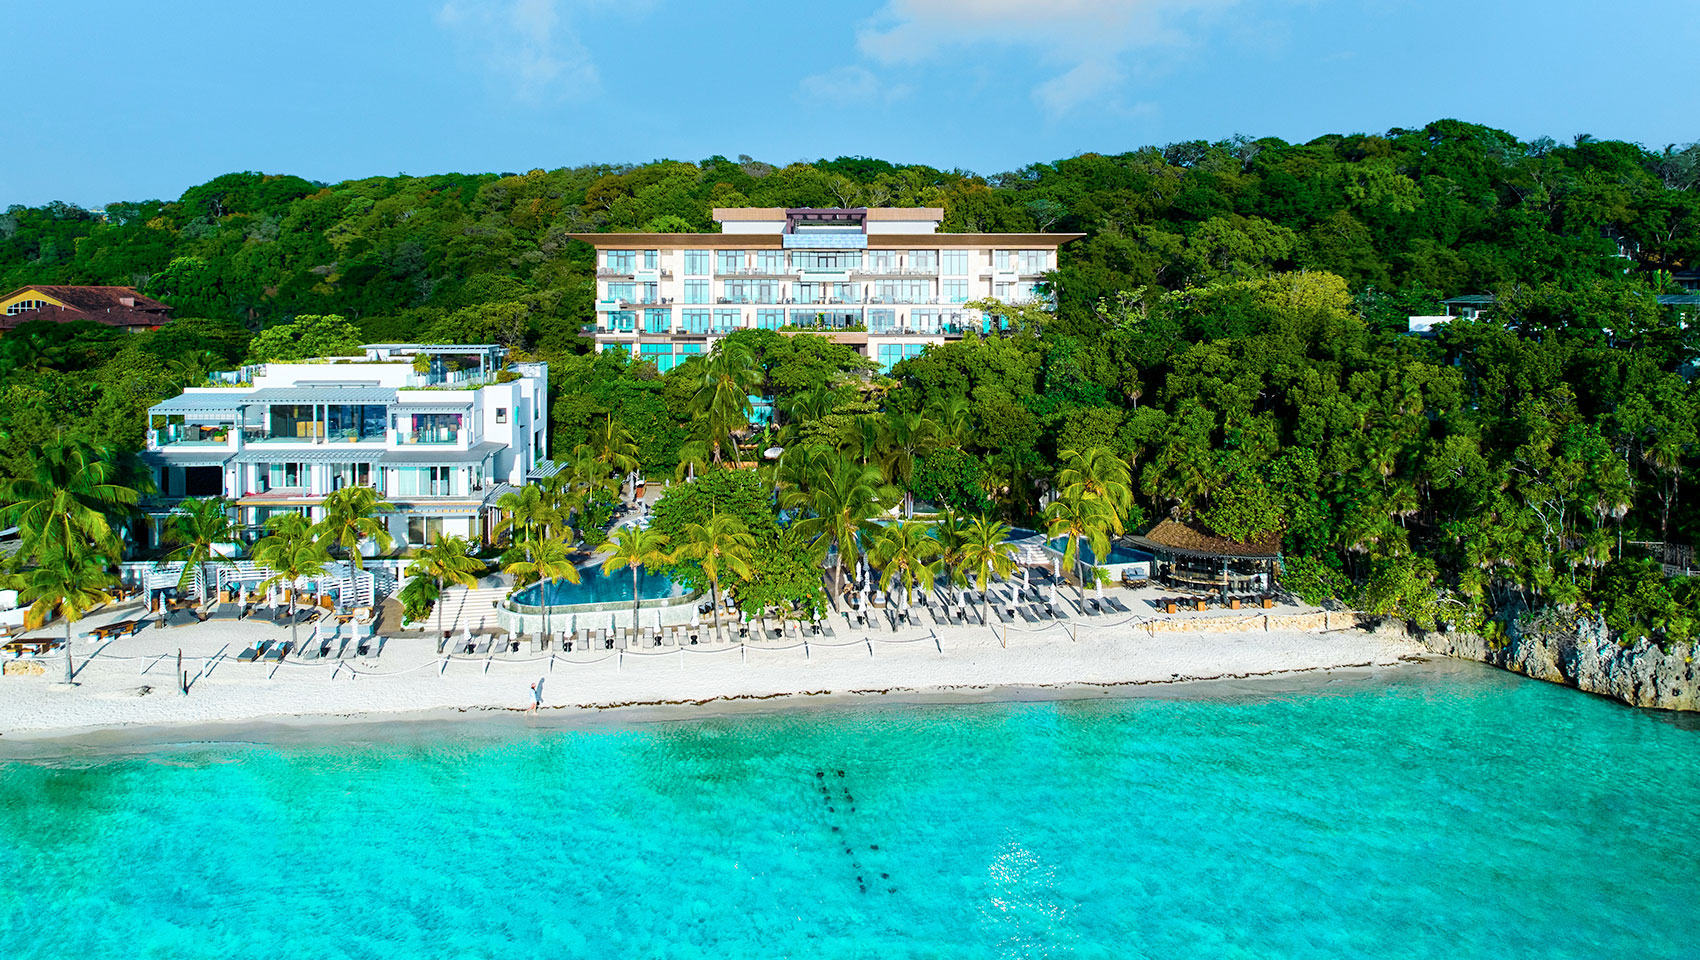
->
[207,602,244,621]
[1047,602,1069,620]
[91,619,143,640]
[262,641,289,663]
[1032,604,1054,621]
[358,635,381,658]
[236,640,270,662]
[1104,596,1132,614]
[993,606,1014,624]
[1078,597,1101,616]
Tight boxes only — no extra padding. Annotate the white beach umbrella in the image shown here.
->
[1022,568,1030,589]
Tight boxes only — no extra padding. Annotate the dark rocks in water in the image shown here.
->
[836,770,845,776]
[870,844,878,850]
[888,887,897,893]
[828,806,834,812]
[831,826,840,832]
[881,873,889,879]
[815,771,824,778]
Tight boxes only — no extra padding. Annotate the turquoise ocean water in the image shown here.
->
[2,663,1698,959]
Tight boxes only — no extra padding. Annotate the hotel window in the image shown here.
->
[406,515,444,546]
[756,309,784,330]
[682,309,711,333]
[866,249,897,272]
[643,249,658,269]
[875,280,928,304]
[941,250,969,275]
[324,404,386,442]
[911,308,938,332]
[607,310,636,332]
[397,466,456,497]
[877,344,903,373]
[639,282,658,303]
[683,280,709,304]
[677,343,703,363]
[713,309,741,332]
[795,250,862,271]
[606,282,635,303]
[715,250,745,274]
[645,308,672,333]
[995,250,1014,271]
[908,250,938,272]
[868,309,896,333]
[606,250,636,273]
[1018,250,1049,274]
[640,343,675,373]
[496,408,508,424]
[722,279,776,303]
[995,282,1012,300]
[795,282,823,303]
[684,250,711,275]
[330,462,374,491]
[754,250,786,273]
[832,282,862,303]
[266,462,306,489]
[942,279,968,304]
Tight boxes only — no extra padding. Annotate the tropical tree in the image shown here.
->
[600,525,670,635]
[690,340,762,463]
[495,484,551,559]
[931,508,971,601]
[157,497,237,601]
[672,511,756,644]
[405,534,485,636]
[783,450,896,601]
[1055,446,1135,534]
[1045,492,1117,599]
[251,512,332,650]
[866,520,942,619]
[880,408,943,517]
[504,536,580,638]
[11,550,115,684]
[959,515,1017,625]
[312,486,395,571]
[0,437,139,567]
[587,414,640,498]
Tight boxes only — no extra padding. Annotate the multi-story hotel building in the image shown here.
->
[140,344,549,552]
[570,207,1082,372]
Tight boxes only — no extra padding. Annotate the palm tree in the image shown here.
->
[157,497,237,602]
[312,486,395,572]
[932,508,971,602]
[406,535,485,637]
[11,549,115,684]
[0,437,139,567]
[959,515,1017,625]
[690,340,761,463]
[783,450,896,602]
[672,512,756,644]
[932,396,974,450]
[601,526,670,635]
[495,485,551,559]
[1055,446,1134,534]
[879,409,942,517]
[867,520,942,620]
[587,415,640,498]
[1045,492,1116,600]
[504,536,580,639]
[251,512,332,651]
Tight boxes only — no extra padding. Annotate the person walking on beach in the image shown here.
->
[527,679,544,713]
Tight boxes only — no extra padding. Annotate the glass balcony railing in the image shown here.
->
[155,424,234,446]
[401,428,460,445]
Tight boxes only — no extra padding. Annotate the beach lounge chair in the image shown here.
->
[994,606,1014,625]
[1032,604,1053,621]
[207,602,243,622]
[1048,602,1069,620]
[359,635,381,658]
[262,640,289,663]
[473,636,492,655]
[236,640,267,662]
[1104,596,1132,614]
[1083,597,1104,616]
[643,626,658,648]
[1017,606,1040,624]
[818,619,835,638]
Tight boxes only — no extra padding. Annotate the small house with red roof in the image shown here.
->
[0,285,172,332]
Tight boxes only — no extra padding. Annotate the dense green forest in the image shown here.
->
[3,118,1698,640]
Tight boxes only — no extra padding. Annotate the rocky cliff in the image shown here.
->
[1419,616,1700,712]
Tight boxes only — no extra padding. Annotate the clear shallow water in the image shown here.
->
[512,565,683,607]
[3,665,1699,959]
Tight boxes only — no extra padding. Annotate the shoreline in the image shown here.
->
[0,650,1448,757]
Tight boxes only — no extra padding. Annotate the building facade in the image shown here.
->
[140,344,549,552]
[570,207,1082,372]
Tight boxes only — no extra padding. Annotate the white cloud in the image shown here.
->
[796,65,911,107]
[437,0,601,101]
[850,0,1240,115]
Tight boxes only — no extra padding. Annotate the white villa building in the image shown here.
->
[140,344,549,552]
[570,207,1082,372]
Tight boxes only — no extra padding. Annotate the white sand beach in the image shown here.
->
[0,601,1425,740]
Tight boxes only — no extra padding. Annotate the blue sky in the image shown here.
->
[6,0,1697,207]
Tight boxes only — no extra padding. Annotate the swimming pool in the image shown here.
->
[1047,536,1153,566]
[510,565,686,607]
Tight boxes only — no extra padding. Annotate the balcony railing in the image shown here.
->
[400,429,460,445]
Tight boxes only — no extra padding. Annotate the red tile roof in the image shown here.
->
[0,285,172,331]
